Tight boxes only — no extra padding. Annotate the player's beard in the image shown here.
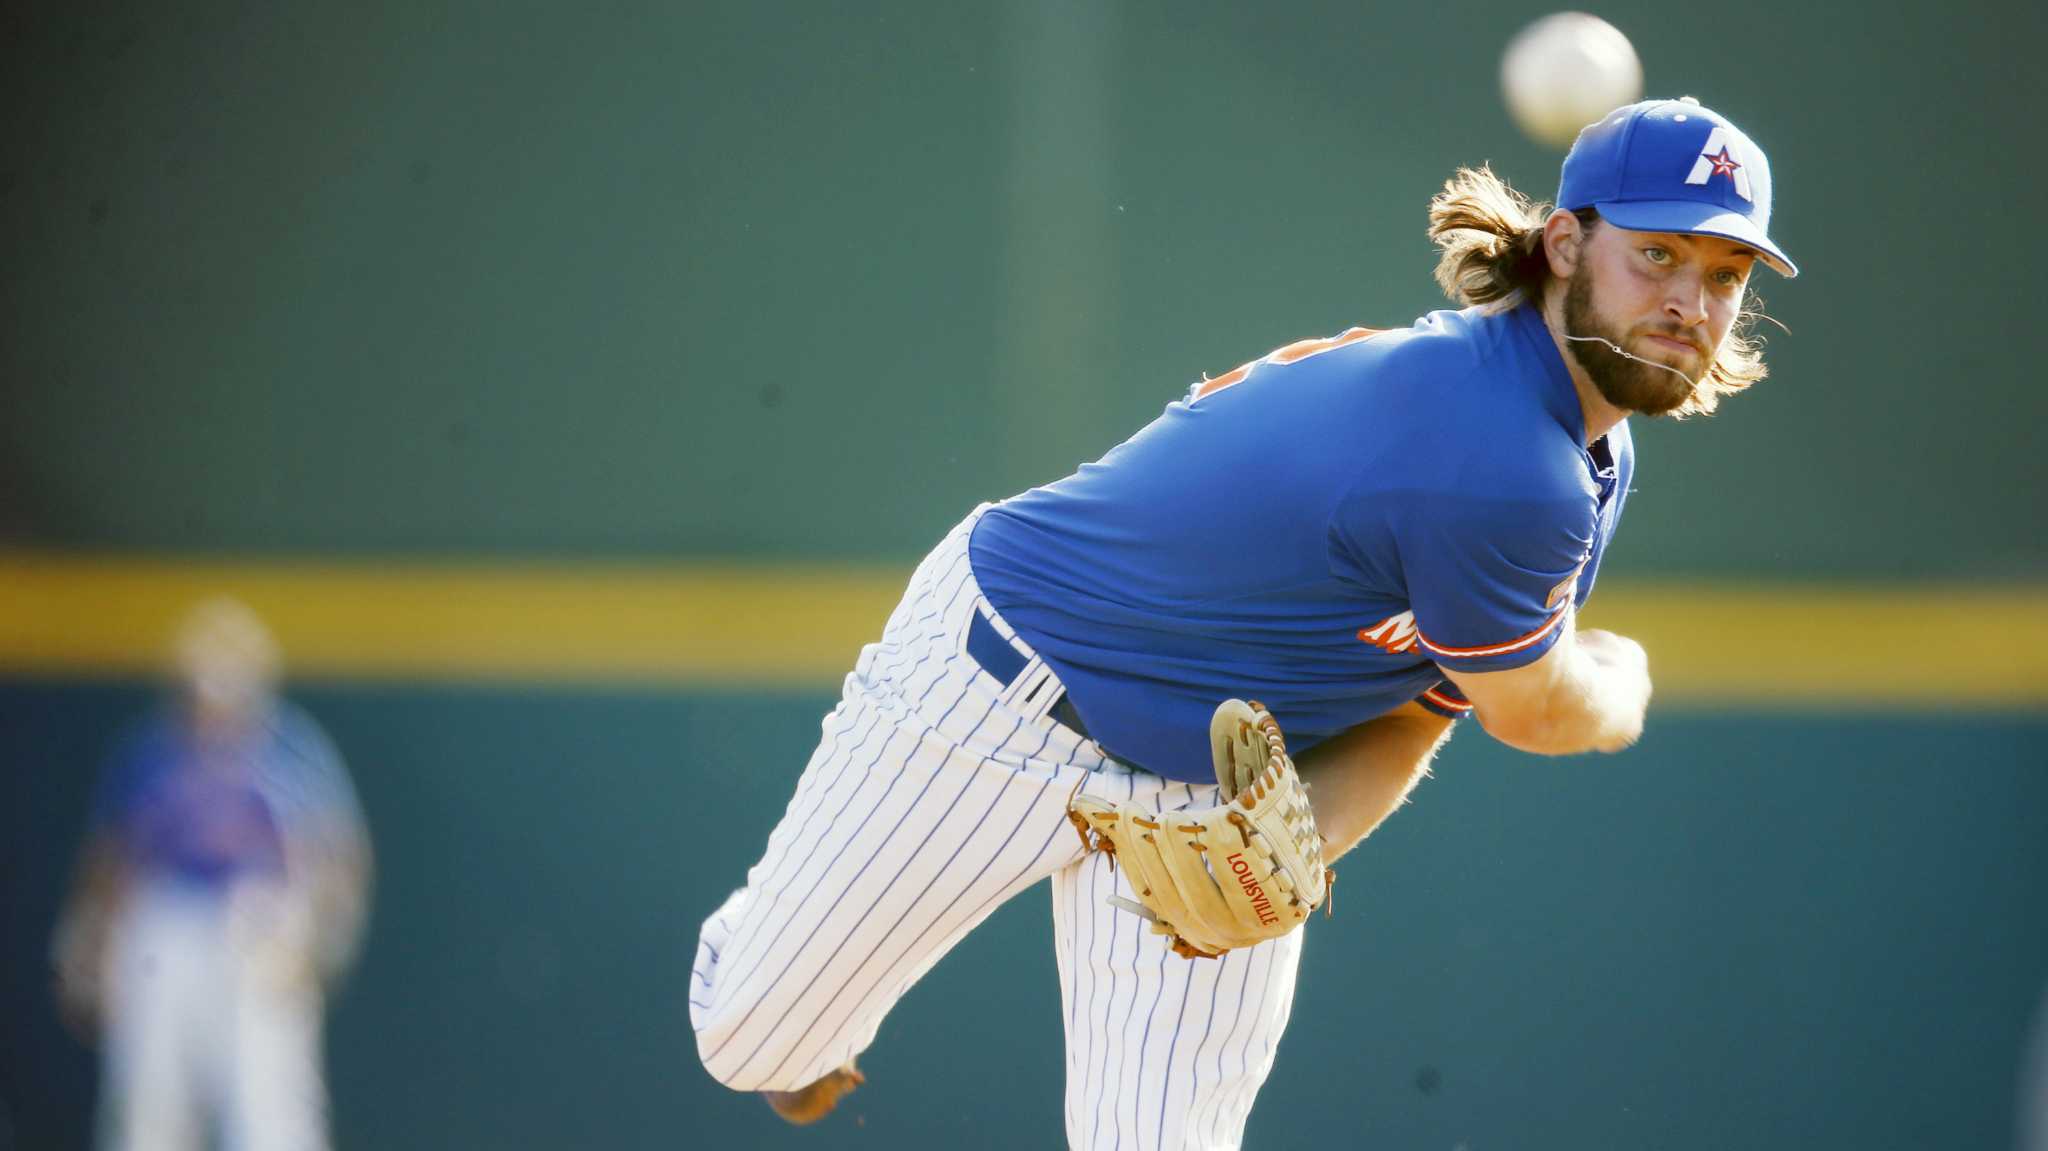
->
[1561,266,1704,418]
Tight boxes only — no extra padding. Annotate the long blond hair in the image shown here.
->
[1426,165,1768,417]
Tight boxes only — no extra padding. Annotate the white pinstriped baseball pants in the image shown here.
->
[690,507,1304,1150]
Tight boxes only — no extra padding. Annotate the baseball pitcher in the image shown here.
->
[689,97,1795,1148]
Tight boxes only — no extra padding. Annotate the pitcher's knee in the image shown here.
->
[695,1023,767,1091]
[694,1014,815,1092]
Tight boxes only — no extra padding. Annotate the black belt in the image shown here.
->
[965,608,1093,741]
[1048,694,1092,740]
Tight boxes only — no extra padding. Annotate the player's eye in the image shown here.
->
[1712,268,1743,288]
[1642,247,1671,265]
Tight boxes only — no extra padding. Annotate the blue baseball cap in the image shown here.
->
[1557,97,1797,277]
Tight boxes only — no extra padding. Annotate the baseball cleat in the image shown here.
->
[762,1059,864,1125]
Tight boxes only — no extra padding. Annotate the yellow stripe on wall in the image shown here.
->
[0,555,906,688]
[1580,587,2048,708]
[2,555,2043,707]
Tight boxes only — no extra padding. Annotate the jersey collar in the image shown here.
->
[1507,300,1585,444]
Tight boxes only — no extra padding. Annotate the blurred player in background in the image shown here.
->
[52,597,371,1151]
[691,97,1794,1147]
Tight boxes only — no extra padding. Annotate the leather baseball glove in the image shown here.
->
[1067,699,1331,959]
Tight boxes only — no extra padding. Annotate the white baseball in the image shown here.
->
[1500,12,1644,150]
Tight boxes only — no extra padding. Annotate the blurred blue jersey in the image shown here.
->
[93,702,362,890]
[969,302,1633,782]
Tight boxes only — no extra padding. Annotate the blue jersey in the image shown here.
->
[93,700,362,889]
[968,301,1633,782]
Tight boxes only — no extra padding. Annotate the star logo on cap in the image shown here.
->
[1685,128,1754,202]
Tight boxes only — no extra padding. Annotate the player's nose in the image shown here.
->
[1663,273,1709,328]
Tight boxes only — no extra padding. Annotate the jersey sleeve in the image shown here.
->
[1409,675,1474,712]
[265,704,367,840]
[1391,487,1596,674]
[1414,680,1474,719]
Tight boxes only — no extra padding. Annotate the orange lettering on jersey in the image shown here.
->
[1356,610,1421,655]
[1191,327,1388,401]
[1546,560,1589,610]
[1267,327,1385,365]
[1192,363,1251,400]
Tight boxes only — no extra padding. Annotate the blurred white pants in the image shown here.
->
[101,881,330,1151]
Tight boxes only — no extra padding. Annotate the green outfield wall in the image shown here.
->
[4,0,2043,577]
[3,685,2045,1149]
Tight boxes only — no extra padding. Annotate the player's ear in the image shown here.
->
[1541,209,1583,278]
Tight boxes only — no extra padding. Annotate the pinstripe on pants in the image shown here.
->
[691,507,1304,1149]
